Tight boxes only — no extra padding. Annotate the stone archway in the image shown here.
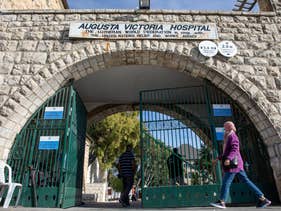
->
[9,42,280,142]
[87,103,212,145]
[2,41,281,198]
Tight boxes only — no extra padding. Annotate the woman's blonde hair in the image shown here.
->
[224,121,236,132]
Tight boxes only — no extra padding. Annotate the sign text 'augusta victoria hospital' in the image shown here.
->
[69,22,218,40]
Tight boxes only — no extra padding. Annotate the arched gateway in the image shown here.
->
[1,0,281,208]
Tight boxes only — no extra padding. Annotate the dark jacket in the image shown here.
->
[167,153,183,178]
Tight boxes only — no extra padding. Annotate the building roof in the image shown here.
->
[178,144,199,160]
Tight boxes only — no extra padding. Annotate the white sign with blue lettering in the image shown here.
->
[215,127,224,141]
[218,41,237,57]
[44,107,64,119]
[198,40,218,57]
[212,104,232,116]
[69,22,218,40]
[39,136,60,150]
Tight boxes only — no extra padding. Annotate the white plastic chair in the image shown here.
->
[0,161,22,208]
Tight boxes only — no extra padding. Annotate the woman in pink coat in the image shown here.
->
[210,121,271,209]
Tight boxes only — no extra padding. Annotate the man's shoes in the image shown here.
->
[256,198,271,208]
[210,200,226,209]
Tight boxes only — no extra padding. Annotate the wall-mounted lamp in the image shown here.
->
[139,0,150,9]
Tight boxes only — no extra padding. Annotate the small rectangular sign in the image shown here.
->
[212,104,232,116]
[39,136,60,150]
[69,22,218,40]
[215,127,224,141]
[44,107,64,119]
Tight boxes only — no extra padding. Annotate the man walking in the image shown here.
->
[167,148,184,185]
[118,144,136,207]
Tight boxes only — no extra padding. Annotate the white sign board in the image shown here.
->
[44,107,64,119]
[38,136,60,150]
[212,104,232,116]
[198,41,218,57]
[218,41,237,57]
[69,22,218,40]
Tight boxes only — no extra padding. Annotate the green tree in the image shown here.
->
[87,112,140,171]
[142,132,170,187]
[192,144,214,185]
[108,174,123,192]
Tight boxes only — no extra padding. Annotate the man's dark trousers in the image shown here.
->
[121,176,134,205]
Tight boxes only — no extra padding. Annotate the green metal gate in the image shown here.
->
[140,82,278,208]
[7,85,87,208]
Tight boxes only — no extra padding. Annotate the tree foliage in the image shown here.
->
[191,144,215,185]
[87,112,140,170]
[143,132,171,187]
[108,170,123,192]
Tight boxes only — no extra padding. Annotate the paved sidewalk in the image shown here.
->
[0,207,280,211]
[0,201,280,211]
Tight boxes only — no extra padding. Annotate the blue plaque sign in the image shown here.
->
[212,104,232,117]
[215,127,224,141]
[44,107,64,119]
[39,136,60,150]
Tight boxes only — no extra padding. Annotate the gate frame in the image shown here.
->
[139,82,279,208]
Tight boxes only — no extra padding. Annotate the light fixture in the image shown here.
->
[139,0,150,9]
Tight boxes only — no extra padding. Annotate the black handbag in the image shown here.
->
[230,156,238,168]
[223,155,238,169]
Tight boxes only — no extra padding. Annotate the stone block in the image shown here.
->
[24,32,44,40]
[43,31,63,40]
[22,52,47,64]
[246,58,268,65]
[266,77,277,89]
[267,66,280,77]
[18,40,38,51]
[48,52,65,63]
[0,63,13,74]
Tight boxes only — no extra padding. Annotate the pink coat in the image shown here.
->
[220,132,244,173]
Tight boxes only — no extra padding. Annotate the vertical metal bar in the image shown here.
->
[140,90,144,193]
[204,81,222,184]
[174,89,182,185]
[162,91,169,186]
[153,92,158,186]
[160,89,167,186]
[182,88,189,186]
[53,88,67,187]
[57,86,73,207]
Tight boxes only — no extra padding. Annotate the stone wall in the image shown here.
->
[82,183,107,202]
[0,2,281,199]
[83,136,108,202]
[83,136,91,193]
[0,0,67,10]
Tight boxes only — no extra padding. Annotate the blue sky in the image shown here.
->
[68,0,258,11]
[143,111,204,149]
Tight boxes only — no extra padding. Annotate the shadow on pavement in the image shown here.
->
[80,200,142,209]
